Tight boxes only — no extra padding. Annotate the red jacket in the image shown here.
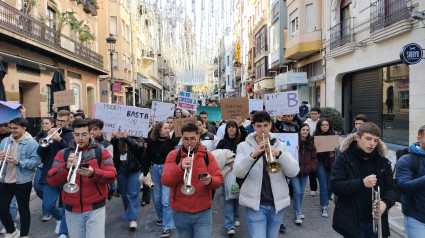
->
[161,143,223,213]
[47,140,117,213]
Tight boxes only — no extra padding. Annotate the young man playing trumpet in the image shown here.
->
[233,111,299,238]
[47,119,116,238]
[161,123,223,238]
[0,118,41,238]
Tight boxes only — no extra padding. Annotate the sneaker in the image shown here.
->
[55,220,61,234]
[161,229,171,238]
[129,220,137,230]
[1,223,16,234]
[42,215,52,222]
[234,221,240,227]
[59,235,68,238]
[227,228,235,236]
[4,229,20,238]
[279,224,286,233]
[295,213,302,225]
[321,206,329,217]
[299,212,305,219]
[156,218,163,226]
[310,191,317,196]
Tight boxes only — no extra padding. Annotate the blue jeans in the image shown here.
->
[151,164,174,229]
[59,205,68,236]
[42,183,62,221]
[290,176,309,213]
[33,168,49,217]
[117,166,140,221]
[360,222,378,238]
[246,205,285,238]
[405,216,425,238]
[65,207,105,238]
[222,184,239,230]
[316,161,330,207]
[172,208,212,238]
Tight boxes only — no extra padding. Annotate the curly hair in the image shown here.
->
[150,121,165,142]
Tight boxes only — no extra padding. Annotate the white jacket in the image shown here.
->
[233,132,299,212]
[305,118,319,136]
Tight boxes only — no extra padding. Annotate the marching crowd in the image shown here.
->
[0,100,424,238]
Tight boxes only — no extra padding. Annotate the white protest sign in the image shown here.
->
[249,99,263,113]
[151,101,175,122]
[264,90,299,116]
[274,133,299,164]
[177,91,198,111]
[95,103,150,138]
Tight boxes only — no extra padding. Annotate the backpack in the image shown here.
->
[62,146,104,168]
[394,148,420,203]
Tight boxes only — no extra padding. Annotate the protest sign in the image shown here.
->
[249,99,263,113]
[264,90,299,116]
[196,106,222,122]
[95,103,150,138]
[314,135,340,153]
[0,101,22,124]
[151,101,175,122]
[221,97,249,120]
[174,117,197,137]
[53,90,75,107]
[274,133,299,163]
[177,91,198,111]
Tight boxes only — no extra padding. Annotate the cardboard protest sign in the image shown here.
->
[95,103,150,138]
[177,91,198,111]
[174,117,197,137]
[249,99,263,113]
[314,135,340,153]
[264,90,299,116]
[151,101,175,122]
[196,106,222,122]
[53,90,75,107]
[274,133,299,163]
[0,101,22,124]
[221,97,249,120]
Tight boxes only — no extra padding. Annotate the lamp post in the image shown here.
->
[106,34,117,103]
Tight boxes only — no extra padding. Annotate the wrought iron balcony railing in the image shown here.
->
[330,17,355,50]
[370,0,410,33]
[83,0,98,16]
[0,1,103,69]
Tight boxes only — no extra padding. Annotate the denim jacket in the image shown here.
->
[0,133,41,184]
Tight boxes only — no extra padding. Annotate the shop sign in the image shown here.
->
[286,72,308,84]
[400,43,423,65]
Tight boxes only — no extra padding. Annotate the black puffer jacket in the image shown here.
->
[330,134,398,238]
[110,137,144,173]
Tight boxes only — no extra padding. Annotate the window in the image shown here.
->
[289,9,299,37]
[127,56,131,70]
[399,91,409,109]
[46,85,51,114]
[227,75,230,86]
[47,7,56,30]
[122,20,126,39]
[126,24,130,40]
[112,52,119,69]
[306,4,313,32]
[269,23,279,53]
[109,16,117,35]
[123,54,127,70]
[227,56,230,66]
[70,83,81,112]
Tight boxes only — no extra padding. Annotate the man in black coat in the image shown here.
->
[330,122,398,238]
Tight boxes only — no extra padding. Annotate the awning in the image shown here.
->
[253,78,275,92]
[140,76,163,90]
[0,51,57,72]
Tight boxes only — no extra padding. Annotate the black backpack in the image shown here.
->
[175,148,209,166]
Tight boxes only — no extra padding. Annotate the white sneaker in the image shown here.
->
[1,223,17,235]
[310,191,317,196]
[55,220,61,234]
[321,206,329,218]
[295,213,303,225]
[59,234,68,238]
[42,215,52,222]
[234,221,240,227]
[129,220,137,230]
[4,229,20,238]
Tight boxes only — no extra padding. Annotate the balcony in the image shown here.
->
[83,0,98,16]
[370,0,409,34]
[330,17,355,50]
[0,1,103,70]
[141,50,155,68]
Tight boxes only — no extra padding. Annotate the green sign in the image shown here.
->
[196,106,222,122]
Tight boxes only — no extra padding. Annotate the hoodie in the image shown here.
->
[305,118,319,136]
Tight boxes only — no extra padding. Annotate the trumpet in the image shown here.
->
[63,144,82,193]
[39,125,62,147]
[372,186,383,238]
[146,172,155,189]
[262,133,282,174]
[0,136,12,180]
[181,146,195,195]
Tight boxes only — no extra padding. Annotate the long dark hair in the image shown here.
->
[314,118,335,136]
[150,121,165,142]
[224,120,241,144]
[299,123,315,150]
[120,136,145,156]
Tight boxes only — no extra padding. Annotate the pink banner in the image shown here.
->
[113,82,121,92]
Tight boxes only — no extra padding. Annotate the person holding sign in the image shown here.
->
[233,111,299,238]
[110,129,145,231]
[331,122,397,238]
[313,118,335,218]
[291,123,318,225]
[143,122,177,237]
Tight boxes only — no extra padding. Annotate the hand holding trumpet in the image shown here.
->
[67,153,93,177]
[181,156,193,170]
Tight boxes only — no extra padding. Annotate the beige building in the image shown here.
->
[324,0,425,145]
[0,0,106,123]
